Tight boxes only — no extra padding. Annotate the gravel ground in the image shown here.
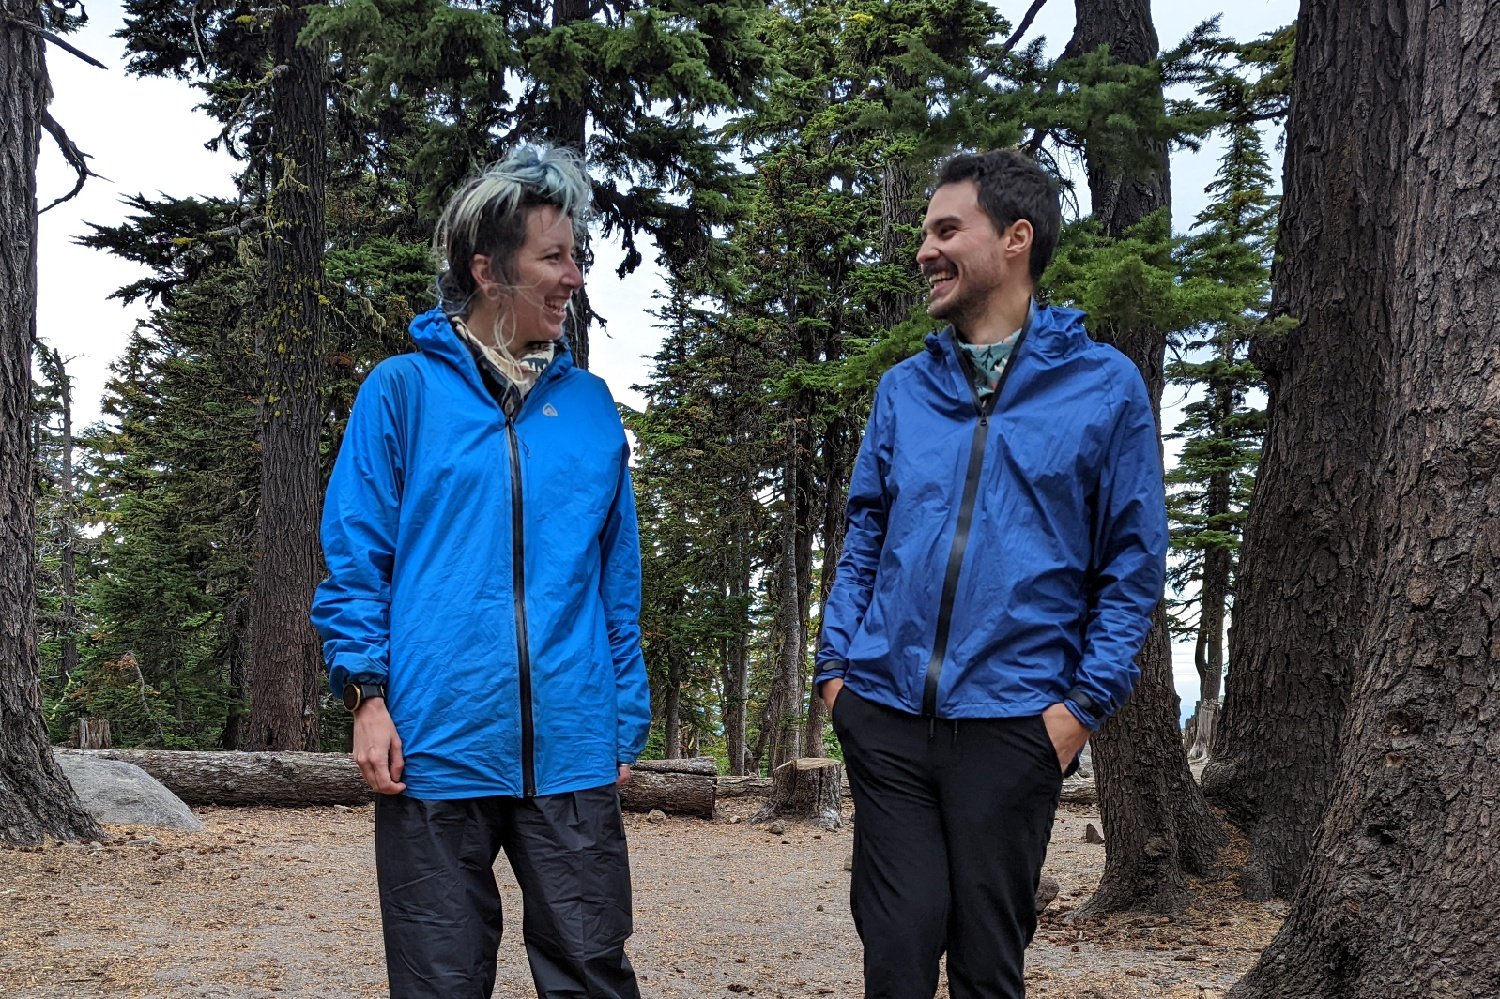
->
[0,795,1283,999]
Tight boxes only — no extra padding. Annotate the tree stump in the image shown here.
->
[751,757,843,830]
[71,719,112,749]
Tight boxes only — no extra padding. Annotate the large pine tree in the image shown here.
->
[0,0,102,845]
[1228,2,1500,992]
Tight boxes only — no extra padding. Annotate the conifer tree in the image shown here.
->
[1,0,103,844]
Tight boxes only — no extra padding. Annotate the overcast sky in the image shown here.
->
[34,0,1299,715]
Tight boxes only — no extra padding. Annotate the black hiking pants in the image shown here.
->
[832,688,1063,999]
[374,784,640,999]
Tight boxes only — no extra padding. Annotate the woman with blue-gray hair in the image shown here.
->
[311,145,649,999]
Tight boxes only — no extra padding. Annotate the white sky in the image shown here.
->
[35,0,1298,716]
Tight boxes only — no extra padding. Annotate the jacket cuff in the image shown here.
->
[814,662,849,690]
[330,659,388,695]
[1062,685,1103,730]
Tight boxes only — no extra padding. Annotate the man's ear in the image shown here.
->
[1004,219,1034,265]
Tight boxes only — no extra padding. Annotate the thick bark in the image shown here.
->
[57,750,718,817]
[0,0,103,845]
[1071,0,1224,916]
[245,0,328,751]
[1228,5,1500,995]
[1202,0,1396,902]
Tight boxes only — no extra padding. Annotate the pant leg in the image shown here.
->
[499,783,641,999]
[938,715,1062,999]
[376,793,507,999]
[833,689,949,999]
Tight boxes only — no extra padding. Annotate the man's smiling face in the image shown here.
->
[917,180,1010,330]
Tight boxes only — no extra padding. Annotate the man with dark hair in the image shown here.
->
[817,148,1167,998]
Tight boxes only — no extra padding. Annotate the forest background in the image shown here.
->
[11,1,1498,994]
[30,0,1285,762]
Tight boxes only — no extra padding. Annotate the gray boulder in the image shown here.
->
[53,750,204,831]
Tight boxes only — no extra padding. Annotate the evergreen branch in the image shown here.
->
[1,13,105,68]
[1000,0,1051,56]
[38,110,105,214]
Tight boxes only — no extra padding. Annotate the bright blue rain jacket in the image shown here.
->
[816,305,1167,729]
[311,308,651,799]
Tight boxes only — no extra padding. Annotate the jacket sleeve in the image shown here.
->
[1066,369,1169,729]
[600,445,651,765]
[815,381,893,687]
[310,367,404,694]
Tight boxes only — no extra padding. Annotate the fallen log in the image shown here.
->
[63,749,370,806]
[56,749,716,817]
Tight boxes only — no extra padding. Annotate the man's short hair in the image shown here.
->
[935,150,1061,282]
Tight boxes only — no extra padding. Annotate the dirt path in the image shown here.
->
[0,797,1282,998]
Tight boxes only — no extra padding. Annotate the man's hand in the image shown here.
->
[352,698,407,794]
[820,677,845,712]
[1041,702,1091,774]
[617,764,632,786]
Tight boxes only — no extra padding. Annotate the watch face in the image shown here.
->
[342,684,361,711]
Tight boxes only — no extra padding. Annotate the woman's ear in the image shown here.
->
[470,254,497,299]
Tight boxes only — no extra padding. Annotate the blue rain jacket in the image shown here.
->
[816,305,1167,728]
[311,308,651,799]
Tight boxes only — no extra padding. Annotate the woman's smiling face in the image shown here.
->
[496,204,583,345]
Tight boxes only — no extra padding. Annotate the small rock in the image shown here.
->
[768,822,786,835]
[128,836,161,847]
[1083,823,1105,845]
[333,804,351,813]
[646,809,667,824]
[843,851,854,871]
[727,815,742,825]
[1034,874,1060,915]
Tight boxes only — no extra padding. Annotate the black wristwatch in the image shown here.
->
[342,682,387,713]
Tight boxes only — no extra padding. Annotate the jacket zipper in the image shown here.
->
[506,421,537,797]
[921,321,1032,717]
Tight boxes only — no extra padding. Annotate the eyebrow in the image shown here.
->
[922,214,964,234]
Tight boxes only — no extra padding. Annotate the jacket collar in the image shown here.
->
[408,307,575,397]
[923,301,1088,362]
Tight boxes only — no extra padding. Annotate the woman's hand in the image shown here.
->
[353,699,407,794]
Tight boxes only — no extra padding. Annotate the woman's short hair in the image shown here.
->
[434,145,592,315]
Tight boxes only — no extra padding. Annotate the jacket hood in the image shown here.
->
[408,307,574,384]
[923,302,1089,360]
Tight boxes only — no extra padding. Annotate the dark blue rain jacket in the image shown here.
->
[311,308,651,799]
[816,305,1166,728]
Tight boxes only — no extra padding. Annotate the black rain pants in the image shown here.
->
[374,784,640,999]
[832,688,1063,999]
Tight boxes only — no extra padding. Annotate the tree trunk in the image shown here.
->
[1188,373,1232,763]
[663,650,683,759]
[752,757,844,831]
[1201,0,1394,903]
[0,0,104,845]
[545,0,593,370]
[246,0,328,751]
[1071,0,1224,916]
[720,543,751,776]
[765,418,805,771]
[1230,5,1500,993]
